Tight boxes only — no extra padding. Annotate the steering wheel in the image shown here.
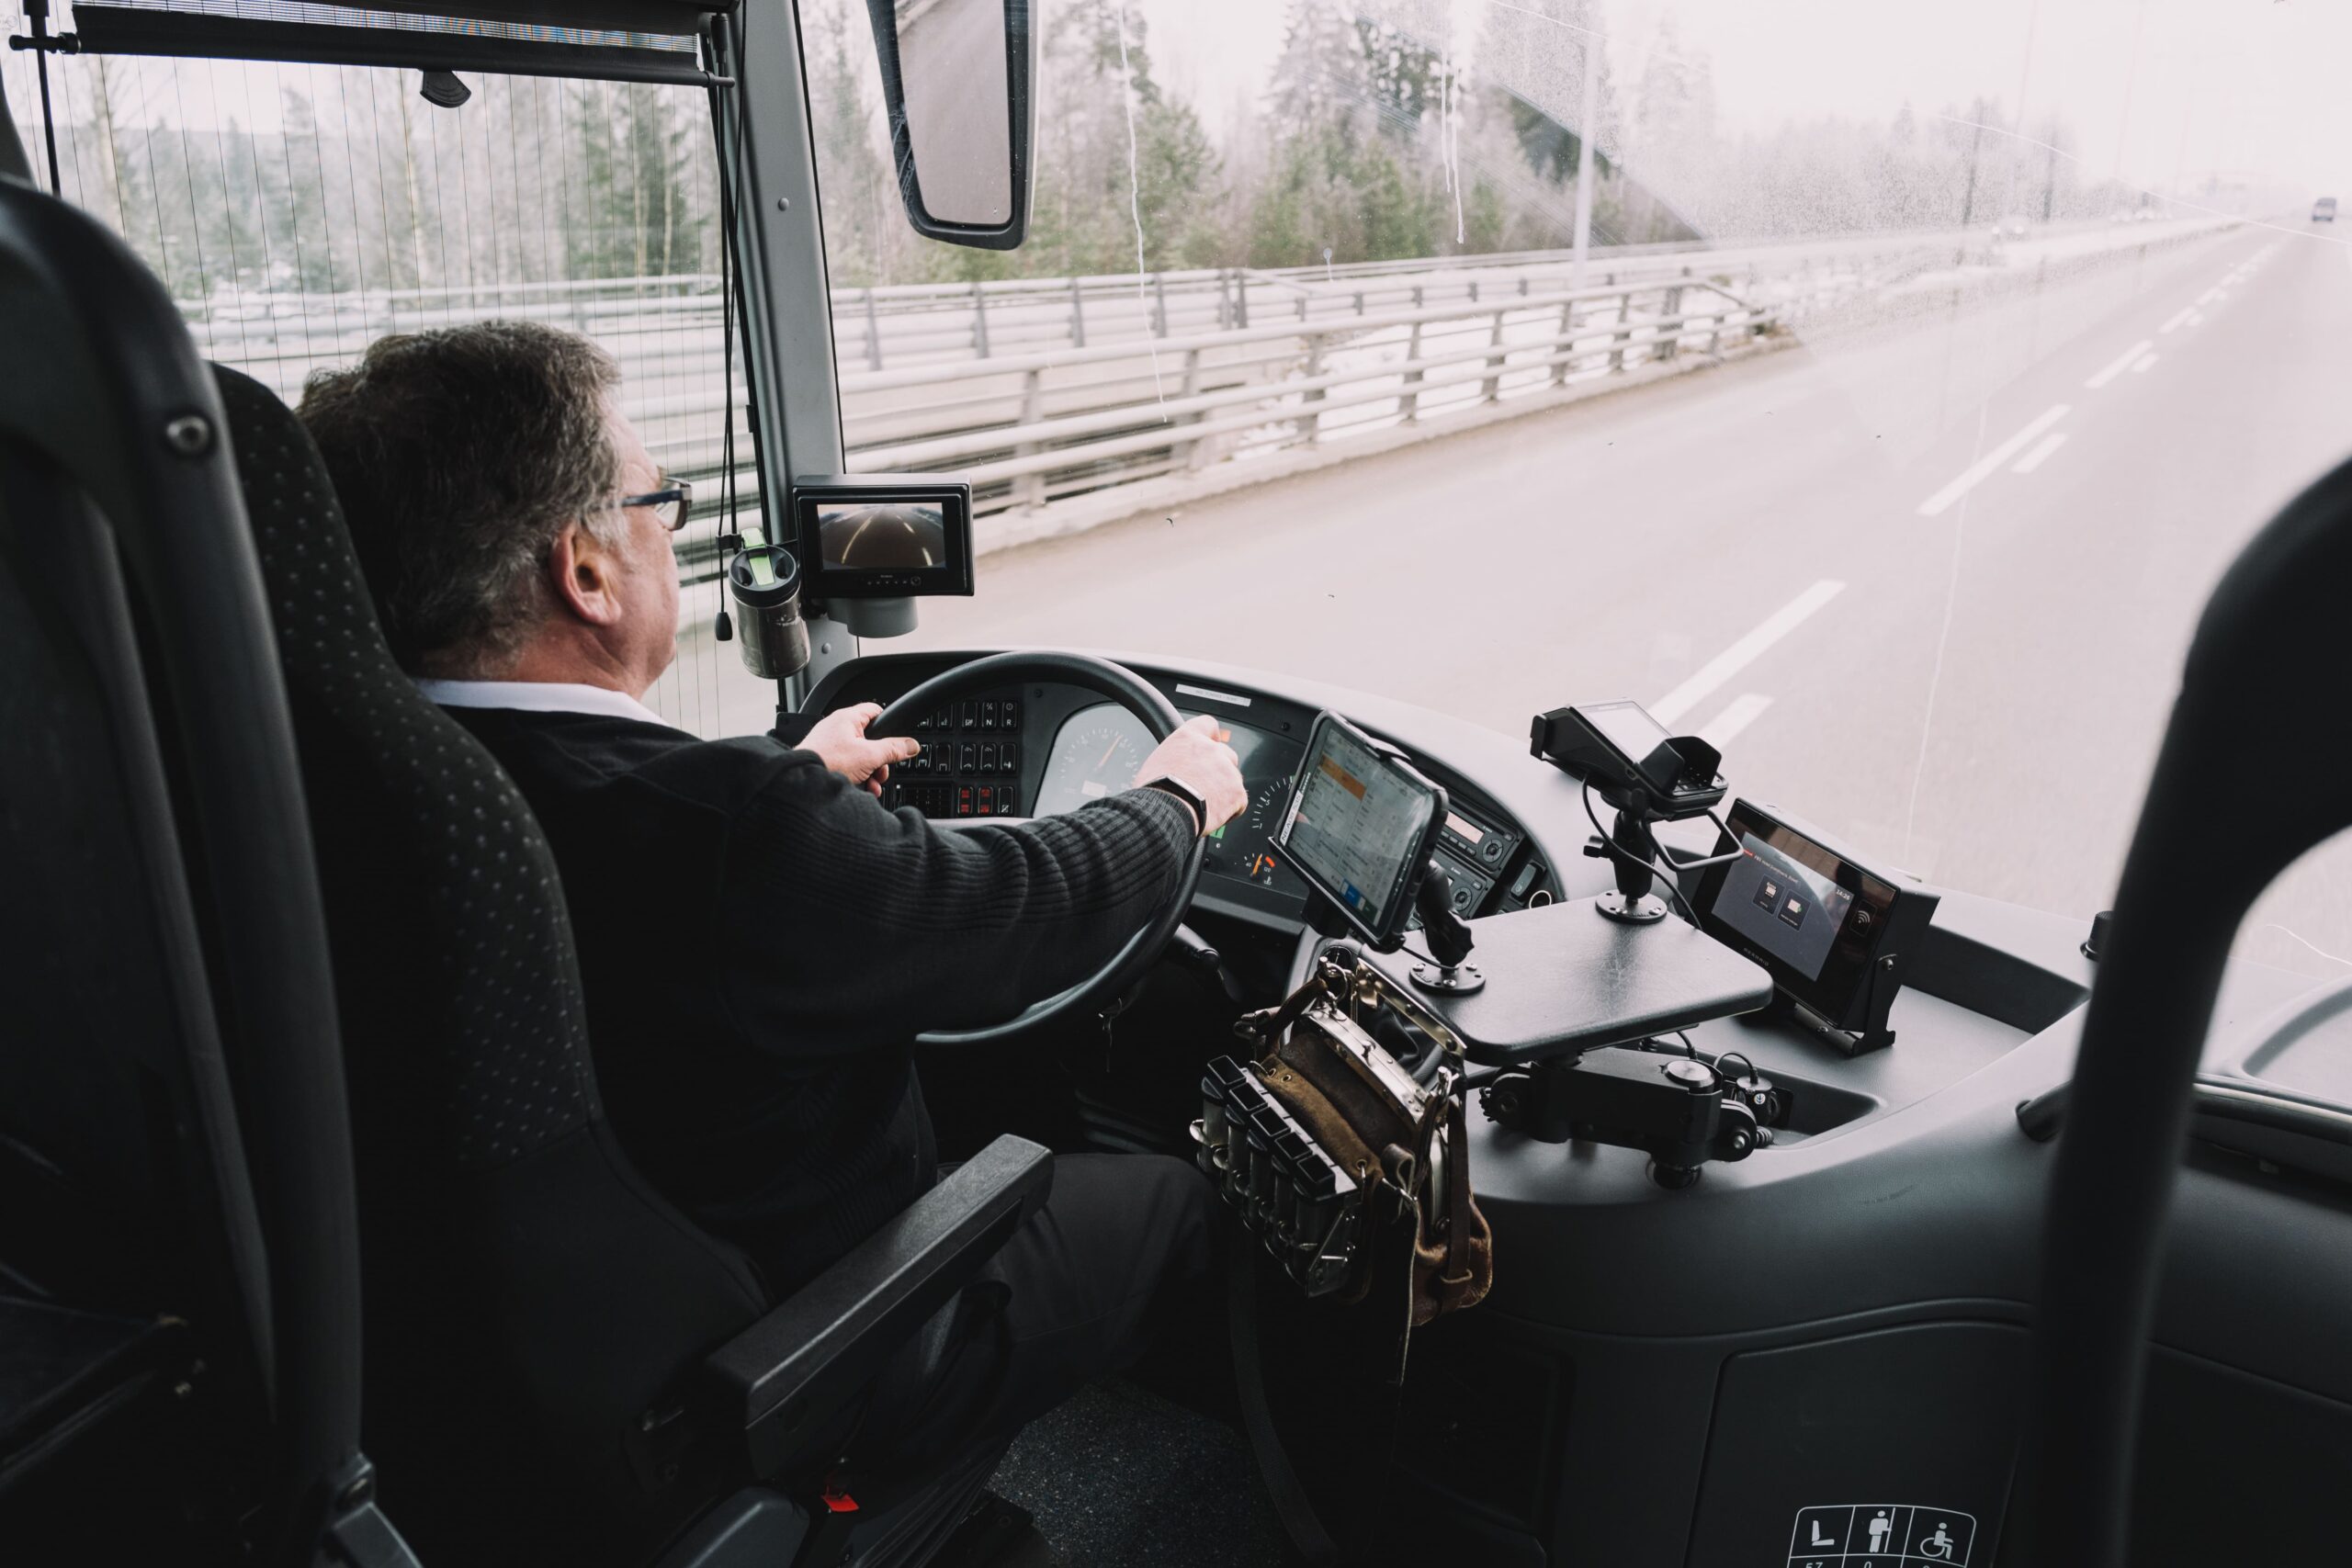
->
[869,651,1206,1047]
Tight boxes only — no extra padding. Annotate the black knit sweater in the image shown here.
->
[446,706,1194,1296]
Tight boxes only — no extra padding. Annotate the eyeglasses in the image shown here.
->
[617,477,694,533]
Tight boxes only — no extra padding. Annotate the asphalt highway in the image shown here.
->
[659,217,2352,979]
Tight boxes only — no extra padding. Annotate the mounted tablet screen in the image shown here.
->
[793,476,976,599]
[1272,712,1446,951]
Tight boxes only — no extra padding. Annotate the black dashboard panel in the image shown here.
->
[800,652,1557,929]
[797,648,2352,1567]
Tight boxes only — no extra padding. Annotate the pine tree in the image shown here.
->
[1354,17,1441,146]
[276,89,339,292]
[1266,0,1373,147]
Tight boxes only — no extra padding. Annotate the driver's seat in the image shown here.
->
[0,160,1047,1566]
[206,359,1050,1567]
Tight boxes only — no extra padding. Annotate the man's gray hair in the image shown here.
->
[299,320,628,675]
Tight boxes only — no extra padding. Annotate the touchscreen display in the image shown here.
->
[1276,716,1441,942]
[1707,832,1857,981]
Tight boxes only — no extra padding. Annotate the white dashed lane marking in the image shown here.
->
[1652,581,1846,726]
[2086,341,2154,389]
[2012,432,2069,474]
[1917,405,2071,516]
[1698,693,1774,750]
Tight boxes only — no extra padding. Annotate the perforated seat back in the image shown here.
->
[210,367,772,1564]
[0,172,358,1553]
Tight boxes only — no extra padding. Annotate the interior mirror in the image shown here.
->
[862,0,1036,250]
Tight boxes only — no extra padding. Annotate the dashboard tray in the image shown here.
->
[1366,896,1774,1065]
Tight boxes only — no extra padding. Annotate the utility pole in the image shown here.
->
[1961,115,1985,228]
[2001,0,2043,220]
[1569,16,1600,296]
[2113,0,2146,200]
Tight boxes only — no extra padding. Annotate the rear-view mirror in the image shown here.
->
[862,0,1037,251]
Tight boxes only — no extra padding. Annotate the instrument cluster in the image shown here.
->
[1034,704,1304,896]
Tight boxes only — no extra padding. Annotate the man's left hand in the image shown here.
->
[801,702,920,795]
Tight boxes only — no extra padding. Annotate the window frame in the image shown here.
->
[27,0,863,694]
[718,0,858,696]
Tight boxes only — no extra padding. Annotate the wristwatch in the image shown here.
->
[1137,775,1208,838]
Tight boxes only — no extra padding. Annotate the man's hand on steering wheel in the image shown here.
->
[869,651,1223,1045]
[1134,716,1248,835]
[804,701,922,795]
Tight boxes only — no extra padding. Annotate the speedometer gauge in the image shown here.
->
[1227,776,1294,885]
[1034,708,1153,817]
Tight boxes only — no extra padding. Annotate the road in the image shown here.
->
[652,216,2352,980]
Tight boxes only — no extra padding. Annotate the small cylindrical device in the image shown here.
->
[727,544,809,679]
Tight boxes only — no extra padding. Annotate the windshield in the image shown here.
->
[807,0,2352,979]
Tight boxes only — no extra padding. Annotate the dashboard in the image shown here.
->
[793,649,2352,1568]
[801,654,1557,929]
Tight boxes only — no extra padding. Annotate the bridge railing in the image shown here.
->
[164,218,2238,585]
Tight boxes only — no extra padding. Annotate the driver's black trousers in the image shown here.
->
[855,1152,1217,1485]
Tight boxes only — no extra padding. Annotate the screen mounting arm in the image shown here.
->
[1408,862,1483,995]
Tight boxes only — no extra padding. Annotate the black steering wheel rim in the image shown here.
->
[871,651,1205,1047]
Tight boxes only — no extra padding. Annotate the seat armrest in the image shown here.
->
[698,1134,1052,1478]
[650,1487,809,1568]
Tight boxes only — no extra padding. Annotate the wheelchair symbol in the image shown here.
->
[1917,1518,1960,1560]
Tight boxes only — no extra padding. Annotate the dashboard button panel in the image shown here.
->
[880,687,1026,818]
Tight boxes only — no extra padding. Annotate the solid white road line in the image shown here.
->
[2012,431,2069,473]
[2160,305,2198,333]
[2086,341,2154,389]
[1698,693,1773,749]
[2132,353,2159,374]
[2198,287,2222,304]
[1917,404,2071,516]
[1652,581,1846,727]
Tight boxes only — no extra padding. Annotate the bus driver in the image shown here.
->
[297,320,1246,1506]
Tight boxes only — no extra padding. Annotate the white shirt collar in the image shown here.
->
[416,678,677,730]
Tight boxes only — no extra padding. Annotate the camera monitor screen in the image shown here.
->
[793,476,975,599]
[1272,712,1447,950]
[819,502,944,570]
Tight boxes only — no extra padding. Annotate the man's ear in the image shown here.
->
[548,520,624,626]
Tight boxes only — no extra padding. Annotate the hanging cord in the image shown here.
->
[13,0,70,196]
[700,47,738,658]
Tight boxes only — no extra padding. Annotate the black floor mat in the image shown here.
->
[989,1378,1293,1567]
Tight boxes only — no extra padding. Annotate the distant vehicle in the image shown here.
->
[2316,197,2338,222]
[1989,213,2030,241]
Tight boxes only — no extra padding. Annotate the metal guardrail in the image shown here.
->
[824,237,1948,372]
[160,217,2239,582]
[835,262,1922,518]
[167,231,1928,383]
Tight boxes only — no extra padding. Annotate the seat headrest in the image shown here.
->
[210,364,599,1169]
